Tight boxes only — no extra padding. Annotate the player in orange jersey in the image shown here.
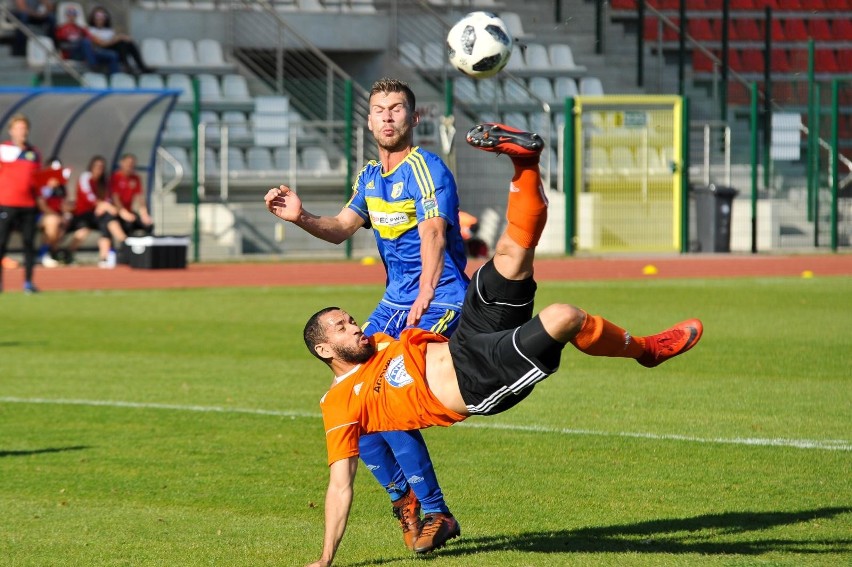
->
[300,123,703,567]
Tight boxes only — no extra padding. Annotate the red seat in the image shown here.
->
[610,0,636,9]
[702,0,723,8]
[644,18,662,41]
[730,0,757,9]
[688,19,716,41]
[733,19,763,41]
[740,49,765,72]
[693,50,715,72]
[823,0,852,9]
[776,0,803,9]
[835,49,852,72]
[832,18,852,40]
[770,48,791,72]
[815,49,840,73]
[808,19,833,41]
[663,18,680,42]
[728,49,745,71]
[783,19,809,41]
[770,19,786,41]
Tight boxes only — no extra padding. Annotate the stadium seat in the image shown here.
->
[499,12,531,39]
[141,38,170,67]
[528,112,550,137]
[222,74,251,101]
[770,19,785,42]
[477,79,504,103]
[504,45,525,72]
[503,112,530,132]
[246,147,274,170]
[274,146,294,170]
[110,72,137,89]
[273,0,299,11]
[196,73,223,102]
[348,0,377,12]
[528,77,556,104]
[502,79,532,104]
[692,49,715,72]
[226,147,246,172]
[783,19,809,42]
[454,77,479,104]
[169,38,198,66]
[808,19,833,41]
[26,35,54,70]
[138,73,165,90]
[815,49,840,73]
[421,42,445,71]
[732,18,762,41]
[771,49,792,73]
[579,77,604,96]
[548,43,580,71]
[164,110,194,142]
[832,18,852,40]
[81,71,108,89]
[740,49,764,73]
[300,146,333,173]
[166,73,194,103]
[775,0,803,9]
[838,49,852,72]
[221,110,250,139]
[688,19,716,41]
[196,38,227,67]
[252,111,289,146]
[204,147,219,176]
[297,0,325,11]
[199,110,219,140]
[398,42,423,69]
[553,76,579,100]
[523,43,550,71]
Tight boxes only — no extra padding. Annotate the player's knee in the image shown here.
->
[540,303,584,340]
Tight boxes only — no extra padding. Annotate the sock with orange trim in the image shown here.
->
[570,310,646,358]
[506,158,548,249]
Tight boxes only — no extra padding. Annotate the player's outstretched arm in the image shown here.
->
[306,456,358,567]
[265,185,364,245]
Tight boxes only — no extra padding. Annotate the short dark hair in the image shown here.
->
[303,307,341,361]
[369,78,416,111]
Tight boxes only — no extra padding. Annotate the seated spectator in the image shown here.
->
[54,5,120,75]
[35,157,70,268]
[86,6,153,75]
[66,155,127,268]
[10,0,57,57]
[109,153,153,236]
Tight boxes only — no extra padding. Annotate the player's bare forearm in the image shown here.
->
[308,457,358,567]
[265,185,361,245]
[409,218,446,326]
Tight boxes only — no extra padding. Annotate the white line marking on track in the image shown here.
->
[2,396,850,452]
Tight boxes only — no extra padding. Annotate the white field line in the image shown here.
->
[2,396,850,452]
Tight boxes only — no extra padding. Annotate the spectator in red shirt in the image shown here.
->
[0,113,42,293]
[54,5,120,75]
[109,153,153,236]
[66,155,127,268]
[35,157,71,268]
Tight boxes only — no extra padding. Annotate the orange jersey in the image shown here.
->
[320,328,467,465]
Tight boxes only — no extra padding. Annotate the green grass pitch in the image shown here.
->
[1,276,850,566]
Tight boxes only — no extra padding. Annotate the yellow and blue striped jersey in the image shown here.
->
[346,147,469,308]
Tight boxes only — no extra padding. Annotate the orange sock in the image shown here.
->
[570,311,645,358]
[506,158,548,249]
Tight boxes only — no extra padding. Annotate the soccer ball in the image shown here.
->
[446,11,513,79]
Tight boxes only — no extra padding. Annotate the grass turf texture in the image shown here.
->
[0,278,849,566]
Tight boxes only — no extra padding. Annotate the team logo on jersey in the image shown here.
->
[391,182,404,199]
[384,355,413,388]
[354,382,363,396]
[366,180,375,190]
[422,197,438,215]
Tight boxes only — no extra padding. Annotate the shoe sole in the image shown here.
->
[413,522,461,554]
[466,123,544,158]
[638,319,703,368]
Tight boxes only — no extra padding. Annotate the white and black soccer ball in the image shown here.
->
[446,11,513,79]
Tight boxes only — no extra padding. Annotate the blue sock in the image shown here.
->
[379,430,449,514]
[359,433,408,502]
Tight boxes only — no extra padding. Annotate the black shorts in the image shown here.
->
[449,260,565,416]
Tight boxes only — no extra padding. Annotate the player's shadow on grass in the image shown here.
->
[0,445,90,458]
[348,507,851,565]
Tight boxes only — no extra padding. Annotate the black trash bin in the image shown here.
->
[692,184,739,252]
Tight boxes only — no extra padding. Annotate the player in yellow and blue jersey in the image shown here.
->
[265,78,467,553]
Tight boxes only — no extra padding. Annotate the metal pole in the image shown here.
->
[703,124,710,185]
[344,79,354,260]
[750,82,758,254]
[721,0,729,121]
[681,96,689,253]
[678,0,685,95]
[813,82,820,248]
[637,0,644,88]
[564,96,576,255]
[763,5,772,192]
[830,79,839,251]
[807,40,816,222]
[192,77,201,262]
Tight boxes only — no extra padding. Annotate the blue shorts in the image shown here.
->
[362,301,462,338]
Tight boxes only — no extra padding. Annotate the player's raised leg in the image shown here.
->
[465,123,547,282]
